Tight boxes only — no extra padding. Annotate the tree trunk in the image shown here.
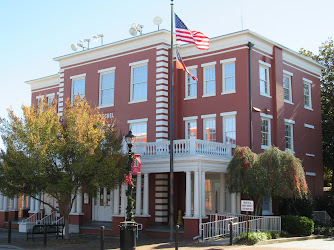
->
[64,214,70,240]
[254,196,262,216]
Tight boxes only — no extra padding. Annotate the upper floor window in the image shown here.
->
[284,119,295,153]
[99,67,115,107]
[202,62,216,97]
[128,118,148,143]
[47,94,55,106]
[221,111,237,144]
[259,61,271,97]
[260,114,272,149]
[283,71,293,103]
[71,73,86,102]
[185,66,197,99]
[221,58,236,94]
[303,78,312,110]
[202,114,216,142]
[183,116,198,139]
[130,60,148,103]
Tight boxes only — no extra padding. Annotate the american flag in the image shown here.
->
[175,13,209,50]
[175,47,198,81]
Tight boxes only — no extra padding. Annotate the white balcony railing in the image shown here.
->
[133,136,233,159]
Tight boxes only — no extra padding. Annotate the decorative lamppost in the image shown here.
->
[120,130,136,250]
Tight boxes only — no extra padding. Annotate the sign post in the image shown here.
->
[241,200,254,240]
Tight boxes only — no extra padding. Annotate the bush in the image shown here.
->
[314,195,334,220]
[270,231,280,239]
[279,197,314,218]
[235,231,270,245]
[280,230,289,237]
[281,215,314,236]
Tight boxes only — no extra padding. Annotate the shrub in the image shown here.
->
[281,215,314,236]
[235,231,270,245]
[279,197,314,218]
[280,230,289,237]
[270,231,280,239]
[314,195,334,219]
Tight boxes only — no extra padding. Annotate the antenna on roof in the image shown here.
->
[153,16,162,30]
[129,23,144,36]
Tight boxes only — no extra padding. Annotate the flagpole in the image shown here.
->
[169,0,175,241]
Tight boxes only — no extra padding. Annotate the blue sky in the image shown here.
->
[0,0,333,149]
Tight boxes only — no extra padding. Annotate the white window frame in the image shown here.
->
[260,113,273,149]
[127,118,148,143]
[129,60,149,104]
[284,119,295,153]
[283,70,293,104]
[185,65,198,100]
[201,62,216,97]
[262,196,273,215]
[259,61,271,98]
[98,67,116,108]
[201,114,216,142]
[183,116,198,139]
[221,58,236,95]
[303,78,313,110]
[70,73,86,103]
[220,111,237,145]
[46,93,55,106]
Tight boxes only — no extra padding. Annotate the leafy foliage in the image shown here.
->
[314,195,334,219]
[235,231,271,245]
[281,215,314,236]
[0,97,127,238]
[279,197,314,218]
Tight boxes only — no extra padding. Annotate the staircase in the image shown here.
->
[19,211,64,233]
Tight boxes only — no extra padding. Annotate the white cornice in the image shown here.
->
[25,74,59,91]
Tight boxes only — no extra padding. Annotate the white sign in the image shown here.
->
[241,200,254,212]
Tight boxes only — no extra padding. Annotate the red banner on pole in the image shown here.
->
[132,154,141,175]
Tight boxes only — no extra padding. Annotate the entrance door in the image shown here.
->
[94,188,113,221]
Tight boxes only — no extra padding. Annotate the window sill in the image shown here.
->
[221,90,236,95]
[285,148,295,154]
[128,99,147,104]
[261,145,270,150]
[184,96,197,101]
[202,93,216,98]
[98,104,114,108]
[260,93,272,98]
[304,106,313,111]
[284,100,294,105]
[262,211,274,216]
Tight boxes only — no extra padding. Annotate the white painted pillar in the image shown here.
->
[71,194,76,214]
[201,171,206,217]
[21,195,26,209]
[113,186,120,215]
[9,198,14,210]
[3,196,8,211]
[220,173,226,213]
[120,183,126,215]
[231,193,237,214]
[0,193,3,211]
[77,188,83,214]
[236,193,241,214]
[185,171,192,217]
[135,174,142,216]
[194,171,200,217]
[14,196,18,211]
[143,173,149,216]
[27,196,31,209]
[35,194,41,213]
[29,196,35,213]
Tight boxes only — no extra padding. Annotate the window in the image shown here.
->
[99,68,115,107]
[185,66,197,99]
[202,114,216,142]
[128,119,148,143]
[221,58,236,94]
[185,121,197,139]
[262,196,273,215]
[202,62,216,96]
[283,71,293,103]
[221,112,236,144]
[71,74,86,102]
[259,61,271,97]
[130,60,148,103]
[260,114,272,149]
[303,79,312,110]
[47,94,55,106]
[284,119,295,152]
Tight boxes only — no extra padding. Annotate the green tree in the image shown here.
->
[300,39,334,188]
[226,147,309,215]
[0,97,127,239]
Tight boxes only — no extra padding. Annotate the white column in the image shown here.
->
[70,194,76,214]
[21,195,26,209]
[35,194,41,213]
[14,196,18,211]
[201,171,206,217]
[77,187,83,214]
[120,183,126,215]
[220,173,226,213]
[3,196,8,212]
[143,173,149,216]
[194,171,200,217]
[27,195,31,209]
[0,193,3,211]
[113,186,120,215]
[135,174,142,216]
[185,172,192,217]
[9,198,14,210]
[29,196,35,213]
[236,193,241,214]
[231,193,237,214]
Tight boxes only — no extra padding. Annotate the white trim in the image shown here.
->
[98,66,116,73]
[127,118,148,124]
[36,95,45,99]
[306,172,316,176]
[259,63,271,97]
[303,78,313,84]
[184,96,197,101]
[70,73,86,79]
[304,124,315,129]
[202,64,216,97]
[221,59,236,95]
[201,114,216,119]
[201,61,216,67]
[259,60,271,68]
[284,119,295,124]
[220,111,237,117]
[128,99,147,104]
[283,70,293,76]
[283,62,320,79]
[306,153,315,157]
[303,81,312,110]
[220,58,236,64]
[186,65,198,70]
[253,49,273,60]
[283,73,293,103]
[129,59,149,67]
[183,116,198,121]
[260,113,273,119]
[156,121,168,126]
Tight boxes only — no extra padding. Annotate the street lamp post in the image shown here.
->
[120,130,136,250]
